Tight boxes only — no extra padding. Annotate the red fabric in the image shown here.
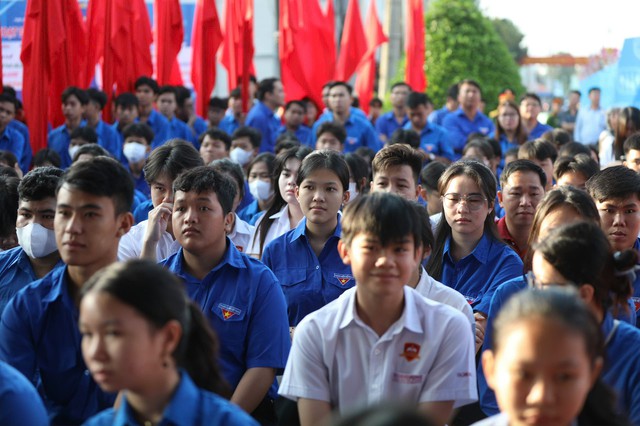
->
[155,0,184,85]
[405,0,426,91]
[21,0,87,153]
[334,0,367,82]
[279,0,335,112]
[191,0,223,118]
[354,0,387,115]
[83,0,105,87]
[101,0,153,122]
[220,0,255,112]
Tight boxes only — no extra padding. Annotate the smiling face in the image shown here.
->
[483,316,598,426]
[296,168,348,229]
[442,175,492,241]
[80,291,174,394]
[595,195,640,251]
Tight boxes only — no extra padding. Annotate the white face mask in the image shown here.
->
[16,222,58,258]
[348,181,359,201]
[68,145,80,160]
[123,142,148,164]
[230,147,253,166]
[249,180,273,201]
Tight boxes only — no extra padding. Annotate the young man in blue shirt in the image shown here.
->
[48,86,89,169]
[134,76,170,148]
[0,167,64,314]
[219,88,244,136]
[429,83,459,126]
[278,100,313,146]
[405,92,454,163]
[160,166,290,422]
[442,80,494,159]
[121,123,155,198]
[175,85,208,137]
[0,157,134,424]
[246,78,285,153]
[84,88,121,160]
[156,85,197,147]
[0,94,31,174]
[520,93,552,139]
[312,82,380,153]
[375,82,410,144]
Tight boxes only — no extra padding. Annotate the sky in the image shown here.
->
[478,0,639,57]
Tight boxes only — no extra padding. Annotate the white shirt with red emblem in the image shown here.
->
[278,286,477,411]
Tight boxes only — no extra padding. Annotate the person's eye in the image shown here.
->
[20,212,32,219]
[43,214,55,220]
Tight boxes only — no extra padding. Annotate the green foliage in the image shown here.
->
[424,0,525,112]
[491,18,528,63]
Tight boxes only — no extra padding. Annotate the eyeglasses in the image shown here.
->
[526,271,575,289]
[441,193,487,211]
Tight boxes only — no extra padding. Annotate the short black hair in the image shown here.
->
[558,142,591,158]
[316,122,346,144]
[257,78,280,101]
[344,153,370,193]
[554,154,600,182]
[0,150,18,168]
[73,144,112,163]
[62,86,89,105]
[229,88,241,99]
[0,94,18,110]
[2,86,16,98]
[231,126,262,149]
[209,159,246,200]
[518,139,558,163]
[419,161,447,192]
[172,166,237,215]
[570,90,581,97]
[372,144,423,185]
[174,86,191,107]
[199,128,232,152]
[390,82,411,91]
[143,139,204,185]
[500,159,546,188]
[70,126,98,144]
[0,174,19,238]
[58,156,134,215]
[341,192,421,249]
[459,79,482,93]
[541,128,572,148]
[328,81,353,95]
[446,83,459,99]
[18,167,64,201]
[122,123,155,145]
[86,88,108,110]
[623,133,640,155]
[284,100,306,112]
[406,91,430,109]
[135,76,159,93]
[389,129,420,149]
[208,96,227,110]
[369,98,383,108]
[588,87,601,94]
[115,92,139,109]
[520,92,542,106]
[33,148,61,169]
[587,165,640,202]
[274,133,301,153]
[157,85,177,98]
[296,149,350,191]
[412,202,434,250]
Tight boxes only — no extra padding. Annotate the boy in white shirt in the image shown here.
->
[279,192,477,426]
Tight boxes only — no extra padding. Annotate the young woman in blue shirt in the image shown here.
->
[80,260,257,426]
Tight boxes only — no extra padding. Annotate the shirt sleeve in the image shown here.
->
[442,115,466,154]
[418,310,477,407]
[245,269,290,371]
[438,127,455,161]
[246,113,270,149]
[278,317,331,402]
[0,294,37,386]
[117,228,142,261]
[0,362,48,426]
[363,123,381,152]
[474,252,523,315]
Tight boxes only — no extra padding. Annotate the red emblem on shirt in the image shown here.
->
[221,309,236,320]
[633,297,640,312]
[333,273,353,286]
[400,342,421,362]
[218,303,241,320]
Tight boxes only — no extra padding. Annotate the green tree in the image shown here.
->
[491,18,528,63]
[424,0,525,112]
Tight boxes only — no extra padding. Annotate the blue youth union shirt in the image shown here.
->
[262,218,355,326]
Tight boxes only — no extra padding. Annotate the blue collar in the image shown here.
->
[175,238,246,278]
[40,266,73,303]
[443,233,491,264]
[290,217,342,243]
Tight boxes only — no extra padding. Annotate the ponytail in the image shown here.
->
[605,249,637,317]
[578,379,631,426]
[180,303,230,398]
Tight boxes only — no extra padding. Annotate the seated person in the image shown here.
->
[229,126,261,174]
[623,133,640,174]
[553,153,599,190]
[0,175,19,251]
[278,101,313,147]
[238,153,276,225]
[68,126,99,161]
[517,139,558,190]
[315,122,346,153]
[121,123,155,198]
[199,128,231,165]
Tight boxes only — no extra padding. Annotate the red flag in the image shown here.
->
[191,0,223,118]
[334,0,367,82]
[21,0,87,153]
[155,0,184,85]
[220,0,255,112]
[83,0,105,87]
[405,0,426,91]
[279,0,335,112]
[355,0,388,115]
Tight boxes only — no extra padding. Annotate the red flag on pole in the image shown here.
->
[83,0,106,88]
[191,0,223,118]
[21,0,86,153]
[405,0,426,92]
[355,0,388,115]
[155,0,184,85]
[334,0,367,82]
[220,0,254,113]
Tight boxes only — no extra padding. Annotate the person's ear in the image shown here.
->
[342,188,350,204]
[158,319,182,364]
[482,350,497,391]
[337,240,351,265]
[223,211,234,234]
[578,284,596,305]
[116,212,134,237]
[497,190,503,207]
[415,184,422,201]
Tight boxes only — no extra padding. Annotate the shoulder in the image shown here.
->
[471,413,509,426]
[83,408,116,426]
[298,288,354,333]
[199,389,259,425]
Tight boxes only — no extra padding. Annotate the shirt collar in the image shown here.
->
[175,238,246,279]
[444,233,491,264]
[338,286,423,334]
[290,217,343,243]
[41,266,71,303]
[230,214,253,237]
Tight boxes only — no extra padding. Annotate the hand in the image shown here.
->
[144,202,173,243]
[474,312,487,354]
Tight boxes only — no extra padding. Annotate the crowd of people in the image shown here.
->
[0,74,638,426]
